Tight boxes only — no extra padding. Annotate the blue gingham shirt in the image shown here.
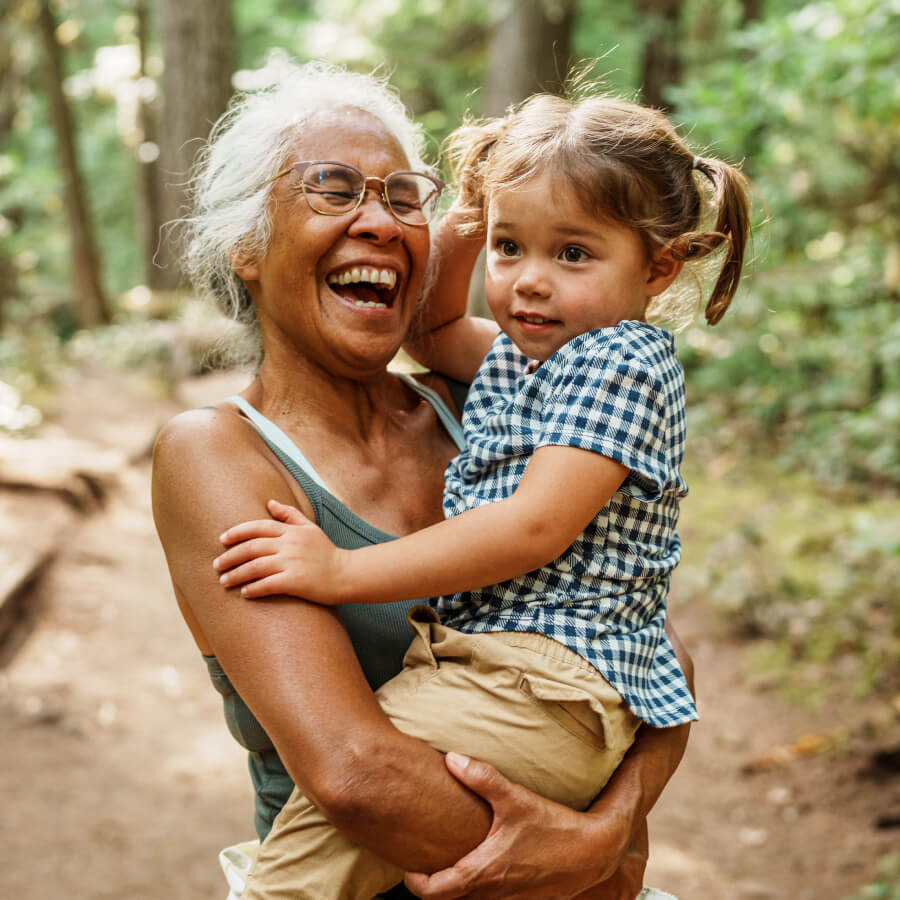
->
[437,322,697,727]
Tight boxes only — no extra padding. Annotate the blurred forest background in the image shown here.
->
[0,0,898,896]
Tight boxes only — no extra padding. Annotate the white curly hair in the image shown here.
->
[181,55,432,352]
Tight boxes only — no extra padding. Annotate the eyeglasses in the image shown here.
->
[267,160,444,226]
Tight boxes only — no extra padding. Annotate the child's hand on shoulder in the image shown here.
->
[213,499,348,605]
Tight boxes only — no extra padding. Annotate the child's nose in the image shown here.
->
[515,263,552,297]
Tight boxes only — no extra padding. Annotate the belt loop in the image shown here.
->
[403,605,441,669]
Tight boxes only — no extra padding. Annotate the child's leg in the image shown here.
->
[241,789,403,900]
[377,607,641,810]
[242,606,640,900]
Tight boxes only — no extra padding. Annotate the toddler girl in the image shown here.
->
[216,91,751,899]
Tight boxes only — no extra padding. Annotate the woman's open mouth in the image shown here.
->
[326,267,399,309]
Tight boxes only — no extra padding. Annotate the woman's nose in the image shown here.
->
[348,188,404,243]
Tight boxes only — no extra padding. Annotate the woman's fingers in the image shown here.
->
[443,753,519,808]
[407,751,638,900]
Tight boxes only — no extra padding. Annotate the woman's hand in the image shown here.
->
[404,753,646,900]
[213,499,348,603]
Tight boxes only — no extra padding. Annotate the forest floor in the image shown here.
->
[0,366,897,900]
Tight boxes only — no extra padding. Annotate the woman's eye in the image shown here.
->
[561,246,588,263]
[497,240,519,257]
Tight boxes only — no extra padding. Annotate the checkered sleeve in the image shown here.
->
[536,328,674,501]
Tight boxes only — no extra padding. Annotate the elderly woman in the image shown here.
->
[151,60,692,900]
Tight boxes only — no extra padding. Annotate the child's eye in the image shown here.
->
[561,246,588,263]
[496,240,519,257]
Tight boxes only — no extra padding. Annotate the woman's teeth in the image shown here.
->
[327,267,397,309]
[328,267,397,288]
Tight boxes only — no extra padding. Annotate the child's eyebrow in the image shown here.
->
[490,220,603,241]
[547,224,605,240]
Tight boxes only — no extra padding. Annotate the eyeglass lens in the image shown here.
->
[300,163,440,224]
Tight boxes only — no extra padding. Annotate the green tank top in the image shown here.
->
[203,375,467,845]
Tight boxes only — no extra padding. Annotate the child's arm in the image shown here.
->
[214,444,628,604]
[403,205,500,384]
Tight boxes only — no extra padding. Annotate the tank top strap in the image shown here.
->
[227,395,331,491]
[394,373,467,451]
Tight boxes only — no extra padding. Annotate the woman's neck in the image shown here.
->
[241,349,454,536]
[248,348,411,446]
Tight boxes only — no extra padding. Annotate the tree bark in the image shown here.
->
[155,0,235,290]
[36,0,109,326]
[134,0,166,290]
[741,0,764,25]
[468,0,577,316]
[484,0,577,116]
[635,0,684,111]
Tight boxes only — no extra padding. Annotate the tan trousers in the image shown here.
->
[243,607,641,900]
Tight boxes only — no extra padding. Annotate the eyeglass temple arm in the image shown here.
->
[265,167,294,184]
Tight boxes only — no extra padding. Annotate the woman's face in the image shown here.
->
[235,109,432,379]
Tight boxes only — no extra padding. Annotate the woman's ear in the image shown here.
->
[230,247,259,282]
[646,245,685,297]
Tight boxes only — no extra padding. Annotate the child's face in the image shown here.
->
[484,171,663,362]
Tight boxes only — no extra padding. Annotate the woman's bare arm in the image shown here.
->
[151,407,492,871]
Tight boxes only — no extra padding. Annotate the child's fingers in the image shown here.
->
[218,555,282,588]
[219,519,284,546]
[242,573,339,603]
[267,499,310,526]
[240,573,298,599]
[213,538,279,575]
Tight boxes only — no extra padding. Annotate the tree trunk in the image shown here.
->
[741,0,764,25]
[484,0,577,116]
[134,0,167,290]
[636,0,684,111]
[0,10,18,322]
[469,0,577,316]
[36,0,109,326]
[155,0,235,290]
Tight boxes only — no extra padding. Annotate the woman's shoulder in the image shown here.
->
[153,403,253,473]
[152,401,296,514]
[409,371,469,420]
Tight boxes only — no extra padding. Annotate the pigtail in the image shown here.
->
[443,117,508,236]
[683,157,752,325]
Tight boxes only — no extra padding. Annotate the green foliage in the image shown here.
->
[678,459,900,703]
[845,853,900,900]
[1,0,144,320]
[670,0,900,488]
[2,0,899,497]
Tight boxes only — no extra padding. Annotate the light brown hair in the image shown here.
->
[446,92,752,327]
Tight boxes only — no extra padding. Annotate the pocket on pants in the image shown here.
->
[517,671,612,751]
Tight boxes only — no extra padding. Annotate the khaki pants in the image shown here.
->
[243,607,641,900]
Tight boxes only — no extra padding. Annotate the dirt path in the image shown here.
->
[0,371,895,899]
